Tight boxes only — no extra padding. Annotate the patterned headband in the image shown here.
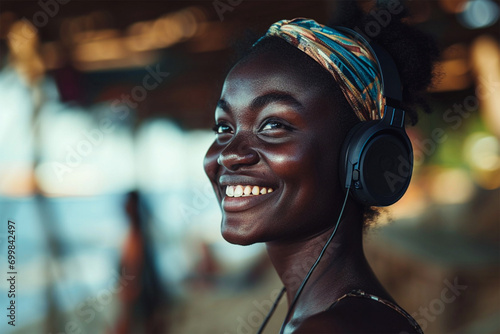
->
[260,18,384,121]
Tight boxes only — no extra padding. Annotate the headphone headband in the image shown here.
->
[334,27,402,107]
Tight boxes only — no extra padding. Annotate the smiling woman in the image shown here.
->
[204,2,438,334]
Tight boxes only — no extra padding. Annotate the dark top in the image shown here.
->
[328,289,424,334]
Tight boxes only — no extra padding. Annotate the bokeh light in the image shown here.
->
[458,0,500,29]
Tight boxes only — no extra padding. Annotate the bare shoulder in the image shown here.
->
[293,295,421,334]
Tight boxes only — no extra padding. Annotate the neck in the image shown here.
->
[265,207,371,316]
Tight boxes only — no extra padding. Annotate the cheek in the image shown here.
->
[265,139,332,189]
[264,140,339,234]
[203,141,220,182]
[271,141,341,227]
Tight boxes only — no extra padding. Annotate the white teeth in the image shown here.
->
[225,185,274,197]
[244,185,252,196]
[234,185,243,197]
[252,186,259,195]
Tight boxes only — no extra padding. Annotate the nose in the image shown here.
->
[218,135,259,171]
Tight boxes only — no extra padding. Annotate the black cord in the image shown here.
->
[278,188,350,334]
[256,286,286,334]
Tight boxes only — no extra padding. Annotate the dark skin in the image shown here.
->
[204,50,419,333]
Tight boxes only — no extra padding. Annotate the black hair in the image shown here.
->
[329,0,441,125]
[228,2,440,228]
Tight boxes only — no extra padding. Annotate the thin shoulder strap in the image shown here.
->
[329,289,424,334]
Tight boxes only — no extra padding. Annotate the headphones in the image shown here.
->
[337,27,413,207]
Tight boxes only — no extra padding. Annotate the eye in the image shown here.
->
[212,122,233,135]
[259,119,294,133]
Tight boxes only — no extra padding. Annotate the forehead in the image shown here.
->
[222,51,322,102]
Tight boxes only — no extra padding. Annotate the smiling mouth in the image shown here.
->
[221,184,277,213]
[225,185,274,197]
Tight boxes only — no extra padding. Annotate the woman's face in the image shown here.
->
[204,51,346,245]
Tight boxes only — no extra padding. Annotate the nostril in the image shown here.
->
[219,143,259,170]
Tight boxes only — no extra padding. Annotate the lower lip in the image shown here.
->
[222,191,276,212]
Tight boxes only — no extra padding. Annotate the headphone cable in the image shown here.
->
[278,188,350,334]
[255,189,350,334]
[256,286,286,334]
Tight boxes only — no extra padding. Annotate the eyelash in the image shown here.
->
[260,119,295,132]
[212,122,232,134]
[212,119,295,135]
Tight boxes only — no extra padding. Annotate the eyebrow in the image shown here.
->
[216,92,303,113]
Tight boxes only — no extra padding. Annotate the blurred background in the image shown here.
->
[0,0,498,333]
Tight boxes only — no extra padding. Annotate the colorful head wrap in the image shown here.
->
[259,18,384,121]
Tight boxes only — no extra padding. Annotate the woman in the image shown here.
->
[204,4,438,333]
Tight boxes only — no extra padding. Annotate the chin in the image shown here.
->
[221,219,262,246]
[221,231,258,246]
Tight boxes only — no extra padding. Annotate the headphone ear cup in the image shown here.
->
[339,120,378,190]
[340,121,413,206]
